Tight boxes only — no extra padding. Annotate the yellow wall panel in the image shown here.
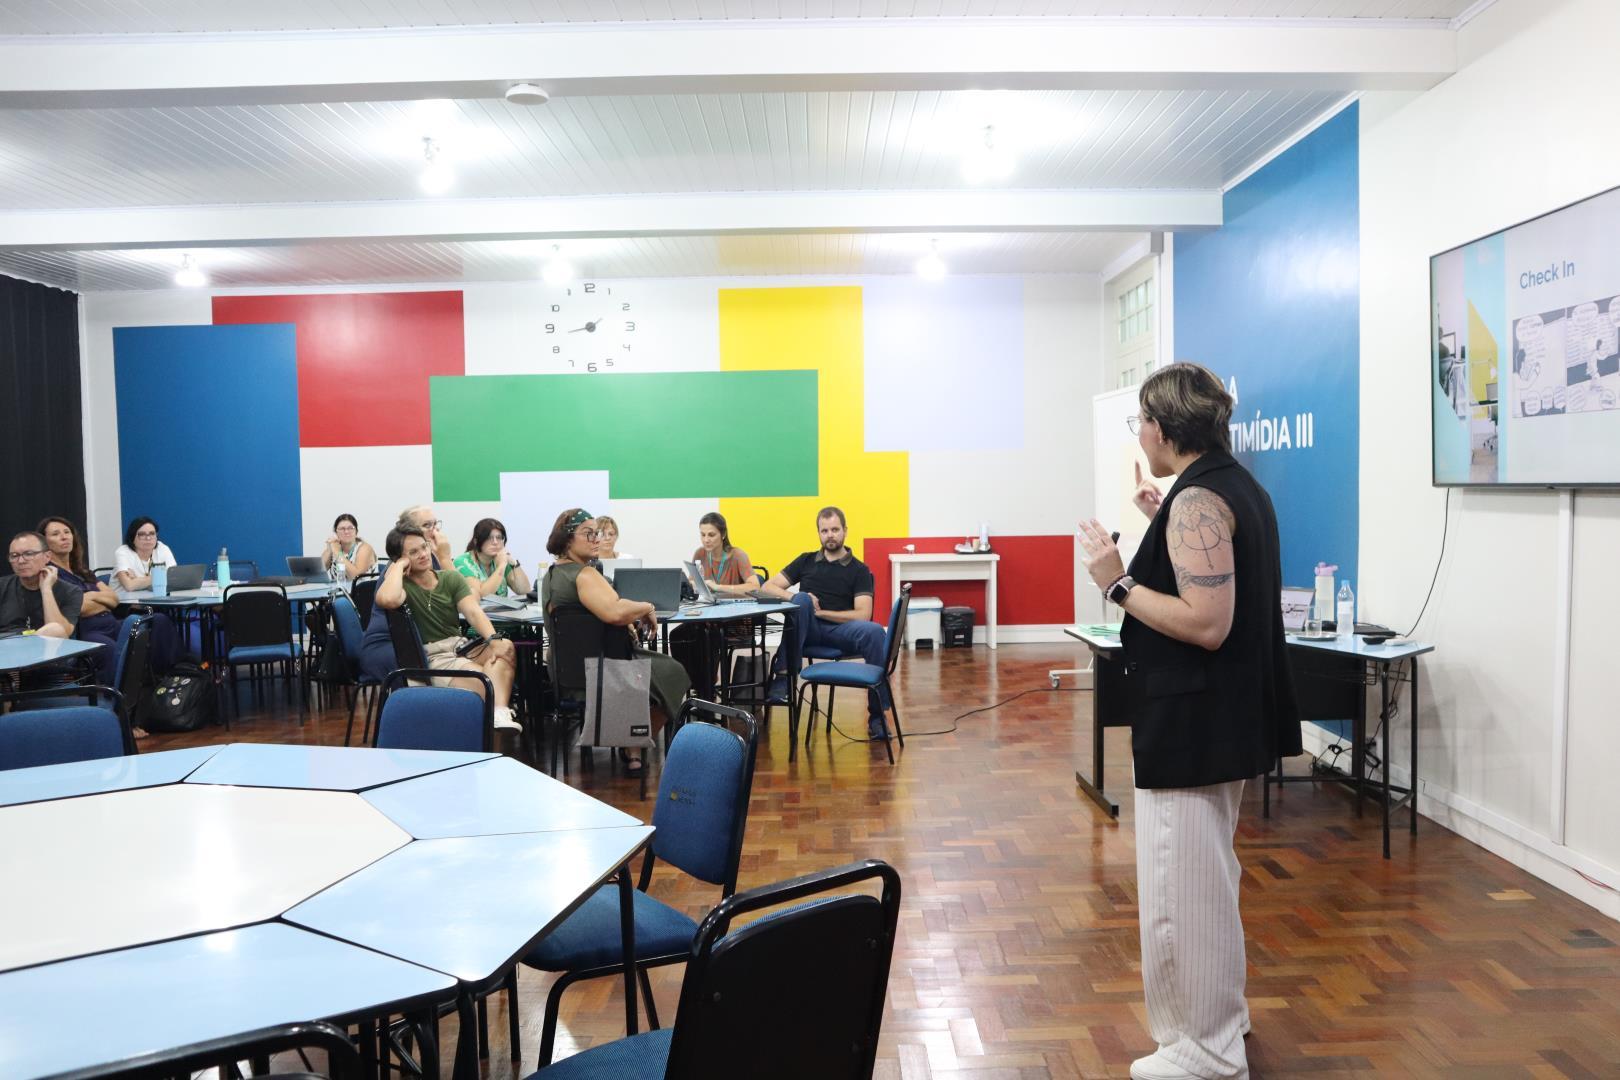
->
[717,286,909,577]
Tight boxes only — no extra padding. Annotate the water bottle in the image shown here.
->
[1313,562,1337,632]
[330,548,348,593]
[1337,581,1355,637]
[217,548,231,592]
[151,560,168,597]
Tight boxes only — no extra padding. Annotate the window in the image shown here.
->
[1117,279,1154,344]
[1118,367,1136,389]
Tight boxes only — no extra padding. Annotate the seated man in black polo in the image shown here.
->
[763,506,892,739]
[3,530,83,688]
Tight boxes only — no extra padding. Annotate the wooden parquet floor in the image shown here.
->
[159,645,1620,1078]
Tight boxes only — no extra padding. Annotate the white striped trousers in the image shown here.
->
[1135,780,1250,1079]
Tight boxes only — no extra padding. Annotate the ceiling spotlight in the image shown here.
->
[916,240,947,281]
[961,125,1015,185]
[542,245,575,285]
[174,254,206,288]
[419,137,454,195]
[505,83,550,107]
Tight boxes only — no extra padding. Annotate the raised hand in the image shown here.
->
[1133,460,1165,520]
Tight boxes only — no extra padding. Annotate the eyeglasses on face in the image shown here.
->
[135,530,158,539]
[576,529,599,542]
[422,520,443,530]
[8,550,45,562]
[1126,414,1153,435]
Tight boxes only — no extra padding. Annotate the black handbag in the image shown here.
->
[142,661,216,732]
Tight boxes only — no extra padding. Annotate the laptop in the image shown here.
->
[166,564,206,591]
[598,557,642,582]
[286,556,332,584]
[683,561,760,605]
[612,567,685,618]
[1280,585,1314,632]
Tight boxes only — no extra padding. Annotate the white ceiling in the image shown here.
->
[0,232,1146,290]
[0,89,1343,210]
[0,1,1483,36]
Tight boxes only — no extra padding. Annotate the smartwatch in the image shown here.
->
[1106,575,1136,606]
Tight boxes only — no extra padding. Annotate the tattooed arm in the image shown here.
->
[1116,486,1238,651]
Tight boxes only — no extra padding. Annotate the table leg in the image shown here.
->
[1380,662,1392,859]
[987,566,997,650]
[453,992,478,1080]
[1074,646,1119,818]
[618,863,639,1036]
[1410,659,1420,837]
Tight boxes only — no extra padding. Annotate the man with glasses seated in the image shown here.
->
[3,531,81,640]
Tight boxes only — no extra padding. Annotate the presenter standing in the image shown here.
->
[1077,362,1299,1080]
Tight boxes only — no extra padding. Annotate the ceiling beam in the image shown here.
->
[0,19,1456,107]
[0,189,1223,251]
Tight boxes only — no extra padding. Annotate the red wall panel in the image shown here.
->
[213,291,465,447]
[861,535,1075,629]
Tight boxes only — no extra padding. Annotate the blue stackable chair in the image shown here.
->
[221,584,305,723]
[328,593,382,746]
[0,686,130,769]
[522,701,759,1068]
[374,669,494,753]
[529,860,901,1080]
[55,1019,361,1080]
[797,584,911,764]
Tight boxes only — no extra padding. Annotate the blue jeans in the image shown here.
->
[782,593,890,718]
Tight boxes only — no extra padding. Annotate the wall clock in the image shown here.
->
[541,281,638,372]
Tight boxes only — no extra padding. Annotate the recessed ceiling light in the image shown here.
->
[916,240,947,281]
[505,83,550,106]
[542,245,575,285]
[419,137,454,195]
[174,254,206,288]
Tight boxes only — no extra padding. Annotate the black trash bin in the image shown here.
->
[941,606,976,648]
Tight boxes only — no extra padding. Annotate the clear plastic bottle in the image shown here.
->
[330,548,348,593]
[1313,562,1337,631]
[1336,580,1355,637]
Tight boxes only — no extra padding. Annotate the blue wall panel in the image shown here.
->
[1175,103,1361,599]
[114,325,302,579]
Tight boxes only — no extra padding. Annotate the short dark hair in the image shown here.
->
[466,517,507,554]
[123,516,159,549]
[38,516,89,578]
[10,530,46,551]
[385,525,426,561]
[816,506,846,529]
[1138,362,1233,456]
[546,508,592,558]
[698,511,731,552]
[333,513,359,533]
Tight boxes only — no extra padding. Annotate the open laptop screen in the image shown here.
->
[1280,586,1314,631]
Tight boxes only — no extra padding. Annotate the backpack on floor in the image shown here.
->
[142,660,216,732]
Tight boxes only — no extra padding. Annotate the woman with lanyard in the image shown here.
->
[322,514,376,580]
[691,512,757,595]
[39,516,128,698]
[453,517,533,598]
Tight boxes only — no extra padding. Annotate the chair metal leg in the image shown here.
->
[888,678,905,748]
[638,966,660,1030]
[537,969,589,1069]
[506,970,522,1063]
[476,995,490,1059]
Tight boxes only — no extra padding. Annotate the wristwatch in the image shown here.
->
[1106,575,1137,606]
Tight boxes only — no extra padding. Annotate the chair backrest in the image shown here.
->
[223,584,292,649]
[53,1019,360,1080]
[649,701,758,894]
[0,687,130,769]
[882,584,912,677]
[350,575,380,628]
[664,860,901,1080]
[382,604,429,670]
[375,669,493,752]
[112,613,151,699]
[328,593,364,680]
[547,604,632,699]
[93,566,115,586]
[227,558,259,583]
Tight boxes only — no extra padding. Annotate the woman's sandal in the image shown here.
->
[617,748,646,775]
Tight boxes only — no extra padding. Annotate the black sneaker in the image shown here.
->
[867,715,888,739]
[765,676,790,705]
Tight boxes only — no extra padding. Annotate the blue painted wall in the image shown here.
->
[114,325,303,579]
[1175,103,1360,600]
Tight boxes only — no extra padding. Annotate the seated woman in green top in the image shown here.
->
[374,524,520,732]
[692,511,758,596]
[453,517,533,598]
[542,508,690,775]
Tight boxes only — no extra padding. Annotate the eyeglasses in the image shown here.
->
[576,529,599,541]
[135,530,158,539]
[422,520,443,530]
[1126,414,1152,435]
[8,550,45,562]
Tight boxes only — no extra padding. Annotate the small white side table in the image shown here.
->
[888,553,999,649]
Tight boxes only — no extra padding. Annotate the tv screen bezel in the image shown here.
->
[1429,180,1620,489]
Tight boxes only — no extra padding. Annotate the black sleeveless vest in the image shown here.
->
[1120,450,1301,789]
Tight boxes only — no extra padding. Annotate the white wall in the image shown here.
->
[81,273,1104,630]
[1358,0,1620,918]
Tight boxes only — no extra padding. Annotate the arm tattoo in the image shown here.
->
[1167,487,1236,593]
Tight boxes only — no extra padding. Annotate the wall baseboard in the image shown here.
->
[1297,726,1620,921]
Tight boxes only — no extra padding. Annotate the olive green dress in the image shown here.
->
[541,562,690,719]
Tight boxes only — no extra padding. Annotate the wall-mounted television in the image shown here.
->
[1431,184,1620,487]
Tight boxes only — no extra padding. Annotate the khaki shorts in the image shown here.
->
[420,637,482,689]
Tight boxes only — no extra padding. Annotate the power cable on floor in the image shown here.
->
[822,685,1085,745]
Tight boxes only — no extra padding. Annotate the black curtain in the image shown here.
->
[1,274,85,562]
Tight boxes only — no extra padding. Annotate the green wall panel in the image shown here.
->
[431,371,819,501]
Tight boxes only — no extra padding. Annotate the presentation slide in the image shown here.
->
[1431,184,1620,486]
